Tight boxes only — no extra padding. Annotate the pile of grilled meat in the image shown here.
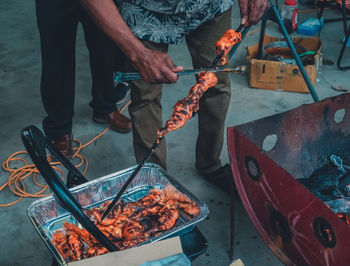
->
[52,185,200,262]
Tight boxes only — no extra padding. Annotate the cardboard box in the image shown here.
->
[247,35,322,93]
[68,237,183,266]
[230,258,245,266]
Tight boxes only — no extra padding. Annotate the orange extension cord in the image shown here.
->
[0,101,131,207]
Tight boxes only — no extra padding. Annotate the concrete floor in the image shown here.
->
[1,0,350,265]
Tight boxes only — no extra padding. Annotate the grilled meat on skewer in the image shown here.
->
[157,71,218,138]
[216,29,242,65]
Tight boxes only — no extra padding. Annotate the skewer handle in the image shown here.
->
[114,65,246,83]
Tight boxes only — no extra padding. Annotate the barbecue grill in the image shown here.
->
[22,126,208,265]
[228,92,350,265]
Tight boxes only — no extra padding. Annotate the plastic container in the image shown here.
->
[297,17,324,35]
[281,0,298,34]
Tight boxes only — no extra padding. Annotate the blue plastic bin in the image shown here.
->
[297,17,324,35]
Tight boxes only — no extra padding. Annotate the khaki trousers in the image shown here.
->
[127,9,232,174]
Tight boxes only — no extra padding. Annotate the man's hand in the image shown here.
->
[132,48,183,84]
[80,0,183,84]
[238,0,270,26]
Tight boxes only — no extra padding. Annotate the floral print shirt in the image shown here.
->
[117,0,234,44]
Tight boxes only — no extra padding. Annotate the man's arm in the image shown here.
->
[80,0,183,84]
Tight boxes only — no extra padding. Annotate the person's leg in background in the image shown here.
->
[36,0,80,156]
[80,8,132,133]
[126,40,168,169]
[186,9,233,192]
[114,46,131,105]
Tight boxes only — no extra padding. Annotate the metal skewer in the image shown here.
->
[114,65,246,83]
[228,26,250,60]
[101,137,164,221]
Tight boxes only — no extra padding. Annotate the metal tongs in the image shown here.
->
[114,65,247,83]
[21,126,119,252]
[101,24,250,221]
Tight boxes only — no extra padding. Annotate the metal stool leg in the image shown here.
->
[259,6,320,102]
[257,18,268,59]
[272,6,320,102]
[342,0,348,35]
[337,0,350,70]
[229,183,236,261]
[337,25,350,70]
[317,4,325,19]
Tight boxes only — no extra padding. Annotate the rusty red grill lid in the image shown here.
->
[227,92,350,265]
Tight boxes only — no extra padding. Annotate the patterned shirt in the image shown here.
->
[117,0,234,44]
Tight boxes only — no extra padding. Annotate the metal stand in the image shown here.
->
[257,7,320,102]
[229,6,322,260]
[317,0,350,70]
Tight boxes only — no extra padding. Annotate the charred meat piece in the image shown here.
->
[216,29,242,65]
[63,222,97,246]
[67,230,84,261]
[52,230,70,260]
[157,71,218,138]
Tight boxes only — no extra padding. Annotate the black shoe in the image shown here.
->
[202,164,235,194]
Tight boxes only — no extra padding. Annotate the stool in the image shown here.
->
[317,0,350,70]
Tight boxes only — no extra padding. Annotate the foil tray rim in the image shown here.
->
[27,163,209,265]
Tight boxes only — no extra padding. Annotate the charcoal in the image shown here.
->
[306,163,344,192]
[324,198,350,214]
[337,172,350,196]
[299,156,350,216]
[314,188,344,202]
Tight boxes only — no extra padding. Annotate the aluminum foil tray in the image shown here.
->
[27,163,209,265]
